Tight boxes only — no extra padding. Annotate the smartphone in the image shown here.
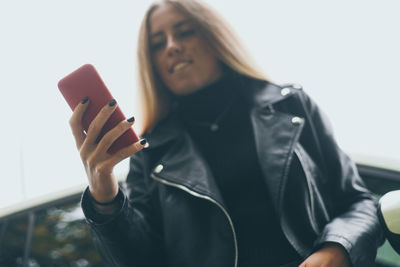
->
[58,64,139,154]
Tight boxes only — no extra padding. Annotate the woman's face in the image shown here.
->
[149,4,222,95]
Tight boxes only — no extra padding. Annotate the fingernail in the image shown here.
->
[127,116,135,123]
[81,96,89,104]
[109,99,117,107]
[140,139,147,145]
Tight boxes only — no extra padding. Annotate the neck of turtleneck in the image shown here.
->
[175,71,247,126]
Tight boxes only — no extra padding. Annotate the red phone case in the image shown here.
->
[58,64,139,154]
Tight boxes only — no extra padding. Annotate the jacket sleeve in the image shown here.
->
[297,90,384,267]
[81,150,164,267]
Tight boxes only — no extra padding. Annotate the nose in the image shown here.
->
[166,36,183,56]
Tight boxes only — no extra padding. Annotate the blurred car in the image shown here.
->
[0,184,103,267]
[0,164,399,267]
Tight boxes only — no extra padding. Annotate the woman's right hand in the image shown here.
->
[69,98,146,213]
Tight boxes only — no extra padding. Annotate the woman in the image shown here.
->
[70,0,383,266]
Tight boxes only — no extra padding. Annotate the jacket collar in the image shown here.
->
[143,79,290,149]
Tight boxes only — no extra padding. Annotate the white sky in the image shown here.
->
[1,0,399,209]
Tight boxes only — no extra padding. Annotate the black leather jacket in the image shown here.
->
[82,80,384,267]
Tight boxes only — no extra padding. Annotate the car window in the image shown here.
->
[377,241,400,267]
[29,200,104,266]
[0,213,28,266]
[0,198,104,267]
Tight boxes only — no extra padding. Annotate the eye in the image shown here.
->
[178,29,195,38]
[150,41,165,51]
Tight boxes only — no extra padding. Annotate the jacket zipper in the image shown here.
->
[150,172,238,267]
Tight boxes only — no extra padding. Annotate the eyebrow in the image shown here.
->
[150,20,191,39]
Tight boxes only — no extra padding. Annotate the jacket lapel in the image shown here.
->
[145,111,225,206]
[250,107,304,213]
[248,81,305,213]
[156,131,225,206]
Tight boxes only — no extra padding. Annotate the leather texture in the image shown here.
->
[81,79,384,267]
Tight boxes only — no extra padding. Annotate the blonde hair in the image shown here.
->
[137,0,268,134]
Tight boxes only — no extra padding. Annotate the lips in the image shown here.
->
[169,59,193,73]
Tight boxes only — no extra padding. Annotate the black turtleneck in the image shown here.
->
[174,71,300,266]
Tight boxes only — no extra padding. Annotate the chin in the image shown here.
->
[172,86,200,95]
[168,80,204,95]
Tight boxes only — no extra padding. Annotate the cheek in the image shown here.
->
[153,54,168,78]
[192,43,218,71]
[194,53,219,78]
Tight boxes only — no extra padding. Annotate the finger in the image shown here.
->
[69,97,90,149]
[106,138,148,167]
[84,99,118,147]
[95,116,136,155]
